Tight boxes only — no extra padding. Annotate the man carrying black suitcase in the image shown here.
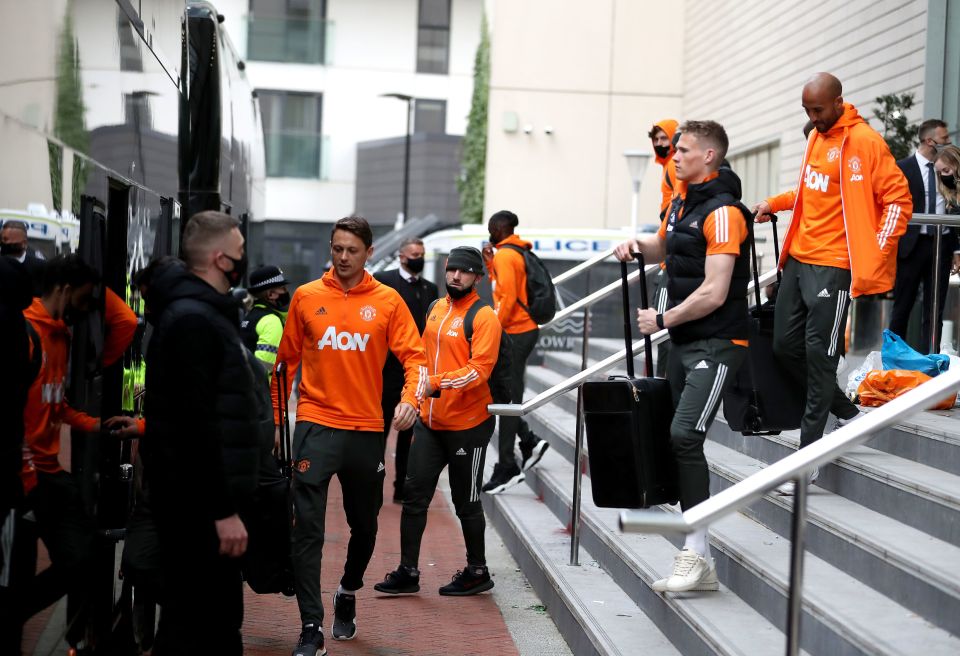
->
[615,120,749,593]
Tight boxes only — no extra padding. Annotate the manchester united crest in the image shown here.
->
[359,305,376,322]
[847,156,862,173]
[451,317,464,330]
[827,147,840,162]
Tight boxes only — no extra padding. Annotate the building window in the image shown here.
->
[416,0,451,74]
[414,99,446,134]
[248,0,326,64]
[258,90,323,178]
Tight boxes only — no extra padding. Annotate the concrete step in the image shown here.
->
[705,439,960,635]
[480,461,681,656]
[709,415,960,547]
[520,450,799,656]
[520,411,960,654]
[866,408,960,476]
[524,393,960,632]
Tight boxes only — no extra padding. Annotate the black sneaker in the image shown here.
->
[439,566,495,596]
[520,437,550,471]
[374,566,421,594]
[481,463,524,495]
[331,590,357,641]
[292,623,326,656]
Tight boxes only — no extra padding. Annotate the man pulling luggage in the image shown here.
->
[615,120,749,593]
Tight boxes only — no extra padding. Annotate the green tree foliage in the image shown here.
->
[872,92,917,160]
[458,13,489,224]
[48,6,88,214]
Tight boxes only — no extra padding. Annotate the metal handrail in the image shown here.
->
[543,264,657,329]
[909,212,960,353]
[551,246,617,286]
[619,366,960,534]
[489,266,780,417]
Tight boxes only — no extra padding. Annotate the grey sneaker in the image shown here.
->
[331,591,357,641]
[292,623,326,656]
[776,467,819,495]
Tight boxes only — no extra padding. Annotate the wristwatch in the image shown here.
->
[655,313,665,329]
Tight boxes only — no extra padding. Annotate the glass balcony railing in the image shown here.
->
[247,16,331,65]
[265,131,322,179]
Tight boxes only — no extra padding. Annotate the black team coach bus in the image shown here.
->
[0,1,264,651]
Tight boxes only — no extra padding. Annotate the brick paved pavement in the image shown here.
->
[242,430,519,656]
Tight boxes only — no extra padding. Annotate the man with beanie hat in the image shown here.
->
[374,239,438,503]
[375,246,502,597]
[240,265,291,380]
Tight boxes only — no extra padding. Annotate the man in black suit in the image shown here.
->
[375,238,438,502]
[890,119,956,353]
[1,221,46,296]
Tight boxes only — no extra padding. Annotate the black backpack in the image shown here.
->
[427,298,514,404]
[499,243,557,324]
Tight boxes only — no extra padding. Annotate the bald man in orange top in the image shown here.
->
[753,73,912,492]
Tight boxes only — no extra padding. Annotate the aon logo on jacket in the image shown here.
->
[317,326,371,351]
[804,165,830,193]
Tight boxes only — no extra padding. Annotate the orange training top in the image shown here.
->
[659,172,749,347]
[420,289,502,431]
[767,103,912,297]
[22,298,99,484]
[489,234,539,334]
[272,269,428,432]
[102,288,138,367]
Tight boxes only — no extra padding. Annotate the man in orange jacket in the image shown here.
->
[374,246,502,597]
[274,216,427,654]
[753,73,912,492]
[17,254,137,647]
[480,210,549,494]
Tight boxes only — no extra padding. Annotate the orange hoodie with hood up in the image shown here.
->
[272,269,428,432]
[420,289,501,431]
[766,103,912,297]
[489,234,539,334]
[21,298,99,488]
[652,118,679,220]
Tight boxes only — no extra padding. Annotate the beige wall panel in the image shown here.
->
[489,0,614,93]
[484,91,611,229]
[610,0,684,95]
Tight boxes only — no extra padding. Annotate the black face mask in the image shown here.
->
[1,242,25,257]
[405,257,425,274]
[447,284,473,300]
[653,144,671,159]
[941,174,956,190]
[222,253,248,287]
[274,292,291,311]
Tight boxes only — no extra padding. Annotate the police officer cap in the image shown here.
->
[446,246,484,275]
[248,265,289,292]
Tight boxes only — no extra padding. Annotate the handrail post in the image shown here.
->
[930,228,944,354]
[570,305,590,566]
[785,475,809,656]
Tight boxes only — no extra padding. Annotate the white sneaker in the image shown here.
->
[832,409,866,432]
[776,466,819,495]
[652,548,719,593]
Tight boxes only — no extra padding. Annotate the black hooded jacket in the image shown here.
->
[142,260,259,520]
[664,167,751,344]
[0,258,34,512]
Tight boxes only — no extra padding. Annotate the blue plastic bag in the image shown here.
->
[881,329,950,377]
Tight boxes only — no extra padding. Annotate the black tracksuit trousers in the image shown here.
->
[400,416,496,569]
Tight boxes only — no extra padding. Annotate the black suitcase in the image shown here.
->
[722,215,805,434]
[242,362,295,596]
[582,254,679,509]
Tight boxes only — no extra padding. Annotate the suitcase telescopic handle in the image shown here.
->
[619,260,636,378]
[749,213,762,309]
[626,252,654,378]
[759,212,783,286]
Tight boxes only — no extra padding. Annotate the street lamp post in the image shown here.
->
[381,93,415,227]
[623,150,652,236]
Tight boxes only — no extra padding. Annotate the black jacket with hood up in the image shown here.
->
[0,257,34,512]
[142,260,259,521]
